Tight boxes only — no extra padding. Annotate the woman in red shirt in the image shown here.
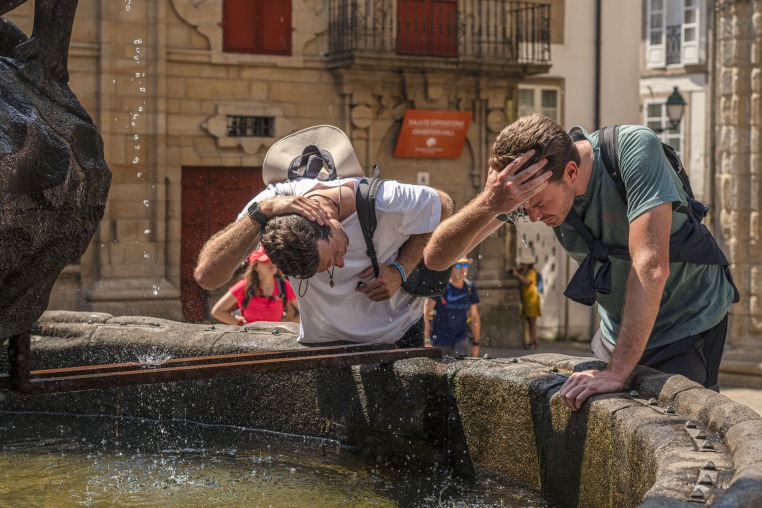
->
[211,246,299,325]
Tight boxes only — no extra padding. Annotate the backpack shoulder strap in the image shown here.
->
[598,125,628,205]
[275,276,287,308]
[355,175,384,278]
[242,284,255,311]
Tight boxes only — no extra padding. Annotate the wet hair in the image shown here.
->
[488,114,580,182]
[260,214,331,279]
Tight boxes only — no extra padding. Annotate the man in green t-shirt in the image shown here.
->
[424,114,736,411]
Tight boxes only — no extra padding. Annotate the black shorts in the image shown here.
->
[591,314,728,391]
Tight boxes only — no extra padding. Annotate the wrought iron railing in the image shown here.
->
[328,0,551,65]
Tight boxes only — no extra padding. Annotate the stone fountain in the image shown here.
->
[1,2,761,506]
[0,311,760,507]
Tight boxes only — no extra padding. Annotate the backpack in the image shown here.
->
[356,166,453,297]
[596,125,708,219]
[559,125,739,306]
[241,275,288,321]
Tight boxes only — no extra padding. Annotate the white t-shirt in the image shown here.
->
[238,177,442,344]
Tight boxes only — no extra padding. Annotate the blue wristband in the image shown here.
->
[391,261,407,283]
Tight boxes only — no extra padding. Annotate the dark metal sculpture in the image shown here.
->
[0,0,112,338]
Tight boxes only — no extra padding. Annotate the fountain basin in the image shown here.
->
[2,310,762,507]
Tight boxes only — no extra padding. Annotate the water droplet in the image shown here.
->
[135,145,141,150]
[144,229,152,235]
[133,157,140,164]
[138,106,144,112]
[144,252,151,259]
[131,122,136,126]
[133,55,139,61]
[139,87,147,92]
[143,200,150,207]
[112,79,116,84]
[132,113,139,120]
[134,39,142,44]
[135,48,141,54]
[133,134,139,140]
[136,172,142,177]
[152,284,160,295]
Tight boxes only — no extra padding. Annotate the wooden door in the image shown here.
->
[181,167,265,322]
[397,0,457,57]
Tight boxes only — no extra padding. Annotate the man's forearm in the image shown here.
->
[195,217,261,290]
[395,232,429,276]
[424,195,502,271]
[605,265,668,383]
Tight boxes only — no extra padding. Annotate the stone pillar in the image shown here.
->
[715,0,762,384]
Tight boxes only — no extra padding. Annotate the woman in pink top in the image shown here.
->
[211,246,299,325]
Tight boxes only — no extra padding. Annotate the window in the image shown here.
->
[222,0,291,55]
[397,0,457,57]
[227,116,275,137]
[518,86,560,121]
[645,100,683,156]
[646,0,702,68]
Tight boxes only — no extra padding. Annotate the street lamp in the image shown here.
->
[664,86,686,131]
[650,87,687,133]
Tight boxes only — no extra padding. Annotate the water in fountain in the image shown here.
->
[0,412,547,507]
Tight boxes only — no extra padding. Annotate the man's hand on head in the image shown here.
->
[259,196,333,226]
[558,368,627,411]
[356,264,403,302]
[482,149,552,215]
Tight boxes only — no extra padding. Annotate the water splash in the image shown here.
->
[137,352,172,367]
[501,209,530,248]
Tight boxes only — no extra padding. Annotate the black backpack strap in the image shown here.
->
[355,173,384,278]
[275,276,287,309]
[242,285,255,311]
[598,125,628,205]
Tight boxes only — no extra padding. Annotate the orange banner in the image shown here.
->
[394,110,472,158]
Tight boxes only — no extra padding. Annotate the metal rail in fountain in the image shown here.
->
[1,332,441,395]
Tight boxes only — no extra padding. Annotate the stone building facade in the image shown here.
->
[8,0,646,349]
[713,0,762,384]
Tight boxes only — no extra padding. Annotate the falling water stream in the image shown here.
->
[0,412,547,507]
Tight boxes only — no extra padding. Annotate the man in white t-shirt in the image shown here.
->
[195,125,453,347]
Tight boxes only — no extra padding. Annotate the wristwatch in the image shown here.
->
[246,201,270,226]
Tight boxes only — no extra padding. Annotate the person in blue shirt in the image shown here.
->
[424,257,481,357]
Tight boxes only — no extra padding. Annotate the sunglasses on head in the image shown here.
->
[455,262,470,269]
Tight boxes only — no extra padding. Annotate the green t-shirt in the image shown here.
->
[553,126,734,349]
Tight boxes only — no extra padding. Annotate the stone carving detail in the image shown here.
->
[0,0,112,338]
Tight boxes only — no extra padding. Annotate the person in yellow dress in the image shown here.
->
[510,253,542,349]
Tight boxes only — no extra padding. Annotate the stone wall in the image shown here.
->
[1,311,761,506]
[713,0,762,385]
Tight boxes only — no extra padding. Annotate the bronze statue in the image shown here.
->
[0,0,112,338]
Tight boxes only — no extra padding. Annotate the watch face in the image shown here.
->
[247,202,268,225]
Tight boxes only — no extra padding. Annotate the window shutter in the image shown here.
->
[223,0,256,53]
[258,0,292,55]
[646,0,666,69]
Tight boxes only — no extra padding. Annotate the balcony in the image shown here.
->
[327,0,551,75]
